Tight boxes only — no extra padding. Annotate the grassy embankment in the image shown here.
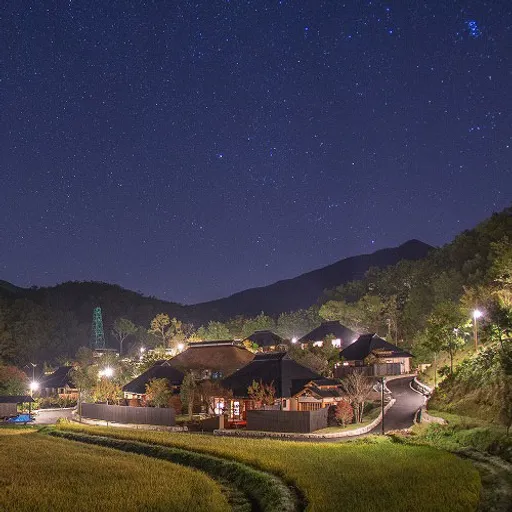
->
[408,411,512,512]
[55,422,481,512]
[413,410,512,463]
[0,427,228,512]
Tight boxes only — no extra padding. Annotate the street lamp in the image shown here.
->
[291,337,298,344]
[29,381,39,417]
[177,343,185,352]
[100,367,114,378]
[472,309,483,351]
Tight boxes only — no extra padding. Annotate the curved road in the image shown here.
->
[370,376,425,434]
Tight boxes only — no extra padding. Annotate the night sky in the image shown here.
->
[1,1,511,304]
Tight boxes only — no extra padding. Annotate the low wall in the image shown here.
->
[81,403,175,426]
[215,399,396,439]
[411,377,432,395]
[0,403,17,417]
[246,408,328,433]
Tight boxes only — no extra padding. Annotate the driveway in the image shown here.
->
[33,408,74,425]
[370,376,425,433]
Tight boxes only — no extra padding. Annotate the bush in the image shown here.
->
[335,401,354,426]
[37,396,77,409]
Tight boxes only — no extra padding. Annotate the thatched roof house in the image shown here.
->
[168,340,255,379]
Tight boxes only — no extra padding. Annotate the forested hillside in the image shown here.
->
[0,206,510,370]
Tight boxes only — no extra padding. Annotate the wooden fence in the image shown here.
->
[246,408,328,433]
[81,403,175,426]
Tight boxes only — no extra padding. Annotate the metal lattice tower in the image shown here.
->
[91,306,106,350]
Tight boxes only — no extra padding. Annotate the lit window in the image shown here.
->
[331,338,341,348]
[313,341,323,347]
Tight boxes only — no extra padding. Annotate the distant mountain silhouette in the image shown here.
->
[188,239,433,319]
[0,240,432,325]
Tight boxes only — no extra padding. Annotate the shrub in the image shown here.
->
[335,401,354,426]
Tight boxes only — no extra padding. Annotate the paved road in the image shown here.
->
[33,408,74,425]
[370,376,425,433]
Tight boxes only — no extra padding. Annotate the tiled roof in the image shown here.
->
[122,362,185,394]
[340,334,413,361]
[0,395,34,403]
[221,352,322,398]
[245,330,284,347]
[40,366,75,389]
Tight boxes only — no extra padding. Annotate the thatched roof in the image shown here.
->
[168,341,254,377]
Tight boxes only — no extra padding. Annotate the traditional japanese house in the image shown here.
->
[122,361,184,408]
[39,366,78,399]
[292,378,345,411]
[167,340,255,380]
[298,321,358,349]
[336,333,413,377]
[244,330,285,351]
[220,352,345,421]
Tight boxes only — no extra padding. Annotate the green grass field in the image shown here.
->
[0,428,228,512]
[56,423,482,512]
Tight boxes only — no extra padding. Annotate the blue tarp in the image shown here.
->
[6,414,33,423]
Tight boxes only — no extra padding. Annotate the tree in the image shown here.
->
[241,313,276,339]
[92,377,122,405]
[0,365,28,395]
[275,308,321,340]
[145,378,172,408]
[148,314,182,352]
[180,372,197,418]
[112,317,137,356]
[335,400,354,426]
[195,321,231,341]
[247,379,276,407]
[288,346,329,375]
[197,380,232,414]
[341,372,374,423]
[427,302,466,374]
[70,347,98,421]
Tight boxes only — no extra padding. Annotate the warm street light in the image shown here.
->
[291,337,298,344]
[100,367,114,378]
[177,343,185,352]
[472,309,483,351]
[29,381,39,393]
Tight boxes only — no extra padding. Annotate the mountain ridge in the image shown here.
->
[0,239,432,322]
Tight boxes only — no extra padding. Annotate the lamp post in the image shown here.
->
[472,309,483,351]
[29,381,39,417]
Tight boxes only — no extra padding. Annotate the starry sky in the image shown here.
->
[1,1,511,304]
